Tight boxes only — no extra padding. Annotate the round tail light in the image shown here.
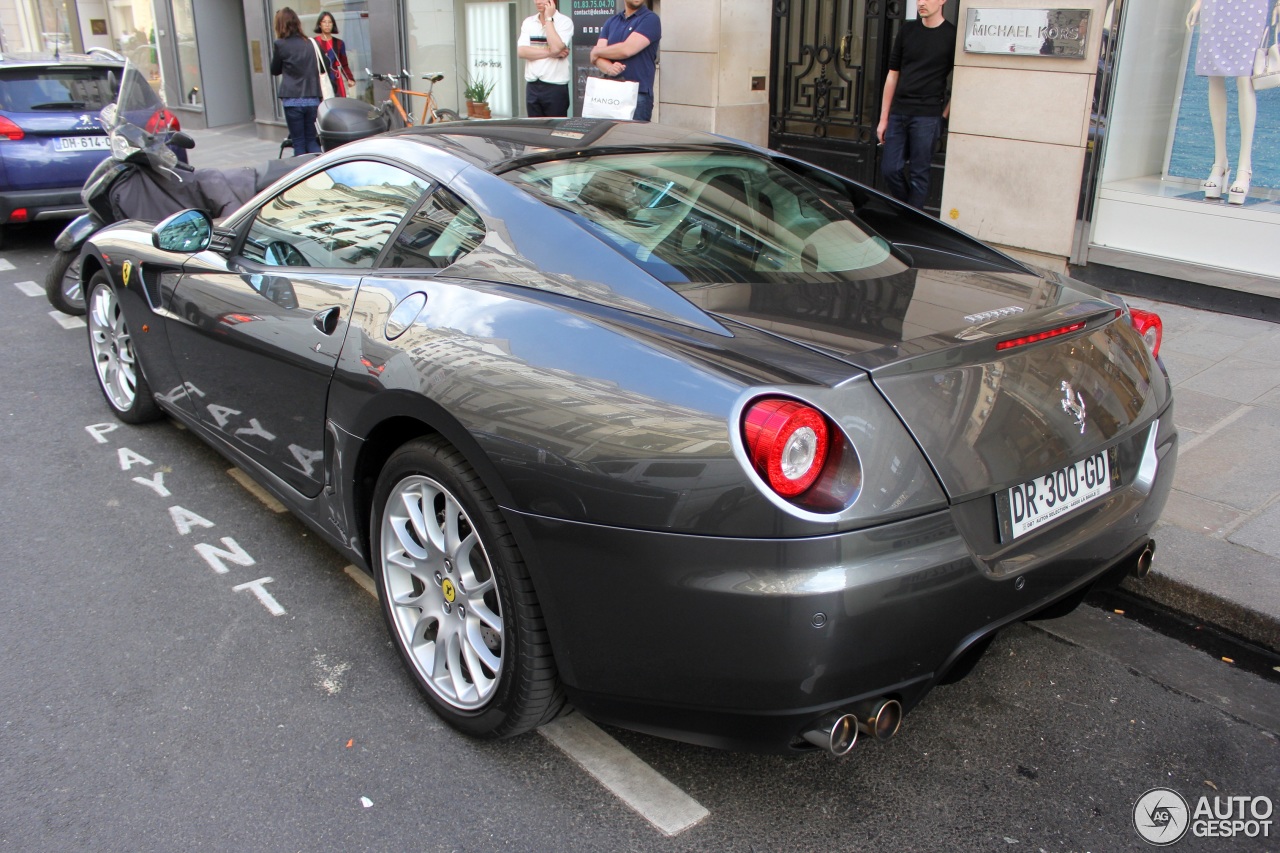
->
[743,398,830,497]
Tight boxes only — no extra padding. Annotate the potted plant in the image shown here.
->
[463,76,496,119]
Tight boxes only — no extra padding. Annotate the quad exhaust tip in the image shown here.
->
[802,713,858,756]
[1132,539,1156,578]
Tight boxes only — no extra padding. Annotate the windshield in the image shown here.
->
[506,151,906,286]
[111,61,166,127]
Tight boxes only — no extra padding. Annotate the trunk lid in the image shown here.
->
[690,266,1169,501]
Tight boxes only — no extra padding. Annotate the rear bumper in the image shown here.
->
[508,411,1177,753]
[0,186,84,223]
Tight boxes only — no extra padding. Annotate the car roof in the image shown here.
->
[389,119,761,173]
[0,52,124,69]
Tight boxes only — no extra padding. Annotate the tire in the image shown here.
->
[433,108,462,123]
[45,249,85,316]
[86,271,162,424]
[371,436,563,739]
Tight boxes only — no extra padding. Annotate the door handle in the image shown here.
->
[840,35,851,63]
[313,306,340,335]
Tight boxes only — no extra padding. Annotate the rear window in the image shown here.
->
[504,151,906,285]
[0,66,118,112]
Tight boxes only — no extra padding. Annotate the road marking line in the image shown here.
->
[538,714,709,836]
[226,467,287,512]
[344,564,378,599]
[13,279,41,297]
[232,577,286,615]
[0,258,14,270]
[49,310,85,329]
[340,561,700,833]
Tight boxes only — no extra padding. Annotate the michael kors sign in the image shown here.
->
[964,8,1091,58]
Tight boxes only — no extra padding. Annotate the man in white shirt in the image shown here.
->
[517,0,574,117]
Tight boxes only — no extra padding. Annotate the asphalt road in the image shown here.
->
[2,221,1277,852]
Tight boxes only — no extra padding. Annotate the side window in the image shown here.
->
[382,187,486,269]
[242,161,428,270]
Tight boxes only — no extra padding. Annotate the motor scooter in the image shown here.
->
[46,63,308,315]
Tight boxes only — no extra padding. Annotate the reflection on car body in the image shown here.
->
[78,118,1175,755]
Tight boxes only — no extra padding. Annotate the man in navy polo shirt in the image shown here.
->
[590,0,661,121]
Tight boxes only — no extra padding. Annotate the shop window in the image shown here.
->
[171,0,203,106]
[264,1,374,109]
[1090,0,1279,281]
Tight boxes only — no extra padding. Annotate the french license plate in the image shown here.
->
[56,136,109,151]
[1001,449,1115,540]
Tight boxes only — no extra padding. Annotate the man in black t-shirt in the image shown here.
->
[876,0,957,210]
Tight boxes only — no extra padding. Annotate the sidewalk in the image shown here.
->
[180,122,1280,654]
[1124,296,1280,651]
[183,122,286,170]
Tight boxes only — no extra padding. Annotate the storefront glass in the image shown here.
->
[1090,0,1280,281]
[402,0,464,114]
[2,0,79,53]
[171,0,203,106]
[264,0,373,104]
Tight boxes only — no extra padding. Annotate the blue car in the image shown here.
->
[0,54,125,240]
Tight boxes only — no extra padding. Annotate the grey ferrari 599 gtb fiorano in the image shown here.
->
[79,119,1174,754]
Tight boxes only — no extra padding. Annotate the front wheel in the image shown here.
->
[45,249,85,315]
[371,436,563,739]
[86,271,162,424]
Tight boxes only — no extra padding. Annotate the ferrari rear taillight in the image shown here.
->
[0,116,24,141]
[145,109,180,134]
[743,398,830,497]
[1128,308,1162,357]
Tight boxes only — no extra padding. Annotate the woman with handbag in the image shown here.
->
[1186,0,1280,204]
[270,6,322,155]
[315,12,357,99]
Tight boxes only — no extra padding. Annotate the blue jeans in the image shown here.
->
[285,104,322,155]
[880,114,942,209]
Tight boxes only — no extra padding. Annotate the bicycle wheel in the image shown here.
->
[432,108,461,123]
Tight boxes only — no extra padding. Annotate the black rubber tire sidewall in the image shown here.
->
[45,249,85,316]
[370,435,562,739]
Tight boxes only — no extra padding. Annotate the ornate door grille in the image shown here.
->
[770,0,947,212]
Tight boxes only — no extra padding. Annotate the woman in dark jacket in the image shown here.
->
[314,12,357,98]
[270,7,321,155]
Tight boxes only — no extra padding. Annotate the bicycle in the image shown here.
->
[367,69,461,128]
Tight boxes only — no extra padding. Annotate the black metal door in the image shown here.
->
[769,0,948,213]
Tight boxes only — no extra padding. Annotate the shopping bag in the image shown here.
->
[312,38,336,100]
[582,77,639,120]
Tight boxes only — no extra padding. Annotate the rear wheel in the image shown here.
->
[433,108,461,123]
[45,249,85,315]
[371,436,563,738]
[86,271,162,423]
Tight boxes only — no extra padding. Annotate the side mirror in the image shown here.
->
[170,130,196,150]
[152,209,212,253]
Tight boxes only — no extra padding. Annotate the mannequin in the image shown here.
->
[1186,0,1280,203]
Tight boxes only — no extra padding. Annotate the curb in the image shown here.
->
[1121,572,1280,655]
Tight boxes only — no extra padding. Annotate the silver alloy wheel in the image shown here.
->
[88,282,139,412]
[381,474,504,710]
